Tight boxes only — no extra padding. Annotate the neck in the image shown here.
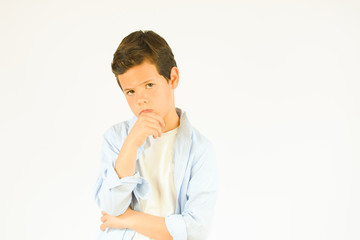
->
[162,108,180,133]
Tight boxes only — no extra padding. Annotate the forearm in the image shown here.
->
[115,138,138,178]
[128,210,173,240]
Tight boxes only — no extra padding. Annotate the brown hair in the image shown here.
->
[111,30,177,91]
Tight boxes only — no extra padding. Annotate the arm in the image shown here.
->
[165,141,218,240]
[94,112,165,216]
[100,209,173,240]
[114,111,166,179]
[100,140,218,240]
[128,211,173,240]
[94,127,151,216]
[114,135,138,178]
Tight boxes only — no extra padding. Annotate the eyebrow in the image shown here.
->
[123,80,154,92]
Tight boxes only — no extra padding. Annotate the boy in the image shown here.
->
[94,30,218,240]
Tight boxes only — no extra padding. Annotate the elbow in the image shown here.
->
[187,214,212,240]
[96,189,132,216]
[98,202,127,216]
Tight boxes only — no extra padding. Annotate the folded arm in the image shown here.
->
[94,127,151,216]
[99,140,218,240]
[100,208,173,240]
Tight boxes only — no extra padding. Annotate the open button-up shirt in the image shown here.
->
[94,108,218,240]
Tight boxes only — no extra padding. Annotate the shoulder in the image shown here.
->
[102,117,133,146]
[190,126,213,149]
[177,108,214,153]
[177,108,213,148]
[187,125,216,165]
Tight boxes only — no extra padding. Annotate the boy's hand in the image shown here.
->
[100,208,134,231]
[127,111,165,147]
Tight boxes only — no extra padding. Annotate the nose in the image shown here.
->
[137,91,149,105]
[137,98,149,105]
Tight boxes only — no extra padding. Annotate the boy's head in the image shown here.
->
[111,30,177,91]
[112,30,180,121]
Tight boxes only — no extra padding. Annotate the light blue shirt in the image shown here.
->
[94,108,218,240]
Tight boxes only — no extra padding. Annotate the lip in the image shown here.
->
[139,109,152,115]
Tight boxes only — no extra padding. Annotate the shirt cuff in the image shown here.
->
[103,166,151,200]
[165,214,187,240]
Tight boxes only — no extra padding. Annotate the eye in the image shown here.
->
[146,83,154,88]
[126,90,135,96]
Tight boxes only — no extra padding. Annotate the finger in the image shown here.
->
[148,125,162,139]
[140,115,164,130]
[100,223,107,232]
[142,121,162,138]
[141,117,163,129]
[140,112,165,127]
[101,215,107,223]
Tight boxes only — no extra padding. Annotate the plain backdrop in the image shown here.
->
[1,0,359,239]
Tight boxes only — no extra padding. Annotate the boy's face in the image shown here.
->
[117,60,179,120]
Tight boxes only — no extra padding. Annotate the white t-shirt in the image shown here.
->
[132,127,178,240]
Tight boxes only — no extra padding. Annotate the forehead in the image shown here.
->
[118,61,161,88]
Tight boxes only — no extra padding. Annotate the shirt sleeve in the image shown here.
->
[94,126,151,216]
[165,141,218,240]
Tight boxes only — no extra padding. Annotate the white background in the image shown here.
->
[1,0,359,239]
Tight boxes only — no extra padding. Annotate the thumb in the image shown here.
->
[100,222,108,232]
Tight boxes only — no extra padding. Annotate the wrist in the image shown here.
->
[125,134,142,148]
[126,209,137,229]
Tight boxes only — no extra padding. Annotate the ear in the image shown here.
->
[168,66,179,89]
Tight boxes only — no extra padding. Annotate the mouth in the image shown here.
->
[139,109,152,115]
